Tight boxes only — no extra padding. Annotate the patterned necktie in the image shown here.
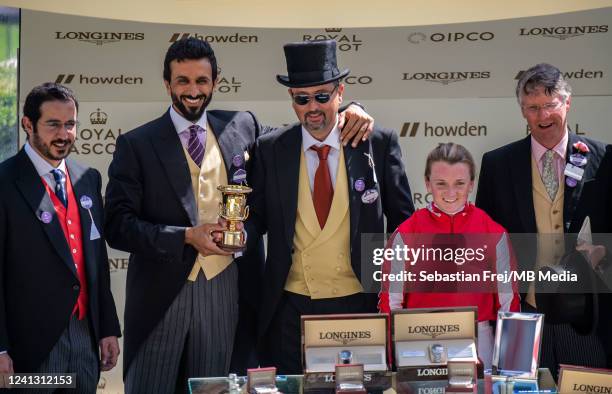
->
[311,145,333,229]
[542,149,559,200]
[51,168,68,207]
[187,124,206,167]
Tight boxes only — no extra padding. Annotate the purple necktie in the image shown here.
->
[187,124,205,167]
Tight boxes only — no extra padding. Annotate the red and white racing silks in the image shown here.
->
[378,202,520,320]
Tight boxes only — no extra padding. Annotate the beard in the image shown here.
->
[171,92,213,122]
[303,110,328,131]
[31,126,73,161]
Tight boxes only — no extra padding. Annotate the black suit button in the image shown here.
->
[291,248,295,254]
[73,284,80,291]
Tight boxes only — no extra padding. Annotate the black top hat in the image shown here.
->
[277,40,350,88]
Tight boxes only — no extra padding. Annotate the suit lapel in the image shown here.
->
[512,136,538,232]
[67,160,98,285]
[207,111,234,179]
[275,126,302,246]
[150,111,198,226]
[14,150,77,278]
[563,133,591,231]
[344,140,371,247]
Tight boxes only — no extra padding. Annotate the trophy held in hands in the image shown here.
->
[217,185,252,251]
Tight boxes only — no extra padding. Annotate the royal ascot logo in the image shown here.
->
[54,31,144,46]
[408,31,494,44]
[402,71,490,85]
[55,74,143,86]
[412,192,433,207]
[571,384,612,394]
[515,69,604,80]
[71,108,123,156]
[169,32,259,43]
[109,257,129,273]
[406,324,460,339]
[400,121,488,138]
[302,28,363,52]
[526,123,586,136]
[215,67,243,94]
[519,25,608,40]
[318,330,372,345]
[344,75,373,85]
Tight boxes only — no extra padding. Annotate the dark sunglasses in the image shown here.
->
[291,86,338,106]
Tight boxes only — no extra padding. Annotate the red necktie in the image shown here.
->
[310,145,333,228]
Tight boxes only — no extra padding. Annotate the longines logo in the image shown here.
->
[519,25,608,40]
[515,69,604,80]
[402,71,490,85]
[71,108,123,156]
[406,324,460,338]
[571,384,612,393]
[418,387,445,394]
[400,121,487,138]
[318,330,371,345]
[303,28,363,51]
[109,258,129,273]
[55,74,143,85]
[169,32,258,43]
[408,31,494,44]
[54,31,144,46]
[526,123,586,136]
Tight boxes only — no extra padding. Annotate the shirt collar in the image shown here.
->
[169,105,207,135]
[531,128,569,163]
[24,141,67,177]
[301,119,341,153]
[428,202,470,217]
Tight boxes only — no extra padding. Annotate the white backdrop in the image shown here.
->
[18,7,612,393]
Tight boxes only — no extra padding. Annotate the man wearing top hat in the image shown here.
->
[246,40,415,373]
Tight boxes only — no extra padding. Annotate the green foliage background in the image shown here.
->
[0,12,18,163]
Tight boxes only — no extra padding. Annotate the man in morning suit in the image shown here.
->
[0,83,121,392]
[104,38,373,392]
[247,40,415,374]
[476,63,612,376]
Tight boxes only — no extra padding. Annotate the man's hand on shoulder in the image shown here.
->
[338,103,374,147]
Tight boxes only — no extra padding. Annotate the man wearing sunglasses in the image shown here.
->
[247,40,415,373]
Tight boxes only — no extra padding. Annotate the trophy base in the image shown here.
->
[218,243,246,252]
[219,231,246,252]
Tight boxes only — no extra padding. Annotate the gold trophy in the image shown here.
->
[217,185,252,251]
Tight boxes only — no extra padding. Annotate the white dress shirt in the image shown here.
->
[301,123,341,192]
[24,141,68,189]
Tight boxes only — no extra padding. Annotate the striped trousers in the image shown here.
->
[125,263,239,394]
[20,316,98,394]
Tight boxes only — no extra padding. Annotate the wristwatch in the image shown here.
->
[338,350,353,365]
[430,343,446,363]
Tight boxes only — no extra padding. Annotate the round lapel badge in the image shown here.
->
[40,211,52,224]
[566,177,578,187]
[354,178,366,192]
[232,169,247,183]
[569,153,587,167]
[361,188,379,204]
[80,195,93,209]
[232,154,244,168]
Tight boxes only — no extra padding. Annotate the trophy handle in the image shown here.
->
[241,206,250,221]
